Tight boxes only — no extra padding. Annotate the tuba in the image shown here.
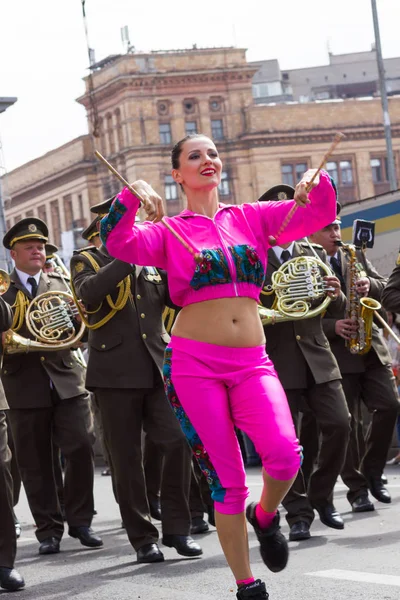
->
[340,243,381,355]
[1,267,85,356]
[259,255,334,325]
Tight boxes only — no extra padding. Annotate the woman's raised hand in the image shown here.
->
[294,169,320,207]
[131,180,165,222]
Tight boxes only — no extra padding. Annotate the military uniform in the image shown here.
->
[382,253,400,313]
[260,241,350,530]
[323,246,399,501]
[0,297,17,569]
[70,244,194,553]
[1,219,98,549]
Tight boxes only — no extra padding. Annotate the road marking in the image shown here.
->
[306,569,400,587]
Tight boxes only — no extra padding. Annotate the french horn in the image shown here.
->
[259,255,334,325]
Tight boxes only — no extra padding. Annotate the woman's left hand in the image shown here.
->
[294,169,320,207]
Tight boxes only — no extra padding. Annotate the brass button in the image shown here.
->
[101,344,106,349]
[40,356,45,361]
[325,341,329,346]
[295,335,301,341]
[141,313,145,319]
[69,362,73,366]
[3,370,7,374]
[137,294,141,300]
[142,333,147,340]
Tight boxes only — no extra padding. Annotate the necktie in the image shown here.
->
[330,256,346,293]
[280,249,291,264]
[27,276,38,297]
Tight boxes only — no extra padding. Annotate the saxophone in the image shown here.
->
[341,243,381,354]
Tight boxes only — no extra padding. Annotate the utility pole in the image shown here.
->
[371,0,398,191]
[0,97,17,272]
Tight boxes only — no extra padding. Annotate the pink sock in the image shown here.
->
[236,578,255,588]
[255,503,276,529]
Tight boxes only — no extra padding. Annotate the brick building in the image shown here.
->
[3,46,400,257]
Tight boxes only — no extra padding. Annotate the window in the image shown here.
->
[281,162,308,187]
[37,204,47,224]
[326,160,353,186]
[185,121,197,136]
[63,194,73,231]
[218,172,230,197]
[371,157,388,183]
[159,123,172,145]
[164,175,180,215]
[50,199,61,246]
[211,119,224,141]
[25,210,34,217]
[252,82,283,99]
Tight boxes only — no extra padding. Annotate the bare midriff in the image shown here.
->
[172,297,265,348]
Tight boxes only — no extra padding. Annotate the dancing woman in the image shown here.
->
[100,134,338,599]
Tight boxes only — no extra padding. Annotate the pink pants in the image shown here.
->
[163,336,301,515]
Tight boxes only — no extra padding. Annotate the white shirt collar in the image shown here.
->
[15,268,41,293]
[272,242,295,263]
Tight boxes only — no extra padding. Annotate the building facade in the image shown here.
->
[3,46,400,260]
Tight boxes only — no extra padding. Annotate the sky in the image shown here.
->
[0,0,399,172]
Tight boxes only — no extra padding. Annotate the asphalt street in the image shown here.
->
[8,466,400,600]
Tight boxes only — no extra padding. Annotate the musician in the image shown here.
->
[310,216,400,507]
[43,243,59,273]
[70,199,202,564]
[382,252,400,313]
[0,295,25,591]
[81,217,102,249]
[258,185,350,540]
[99,133,337,598]
[1,218,102,555]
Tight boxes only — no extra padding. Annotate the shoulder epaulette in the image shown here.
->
[73,246,98,256]
[299,241,323,249]
[48,272,70,280]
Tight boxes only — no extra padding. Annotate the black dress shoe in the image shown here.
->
[381,473,388,484]
[236,579,269,599]
[39,537,60,555]
[367,478,391,504]
[289,521,311,541]
[314,504,344,529]
[190,516,209,535]
[68,526,103,548]
[149,499,162,521]
[162,534,203,557]
[137,543,164,563]
[351,495,375,513]
[246,503,288,573]
[0,567,25,591]
[101,467,111,476]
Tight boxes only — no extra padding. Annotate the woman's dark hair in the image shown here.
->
[171,133,209,169]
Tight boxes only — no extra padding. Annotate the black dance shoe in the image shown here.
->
[68,526,103,548]
[0,567,25,591]
[246,503,289,572]
[236,579,269,599]
[162,534,203,557]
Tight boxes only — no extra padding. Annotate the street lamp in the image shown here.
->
[371,0,398,191]
[0,97,18,271]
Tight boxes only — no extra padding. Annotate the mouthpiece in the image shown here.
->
[334,240,344,246]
